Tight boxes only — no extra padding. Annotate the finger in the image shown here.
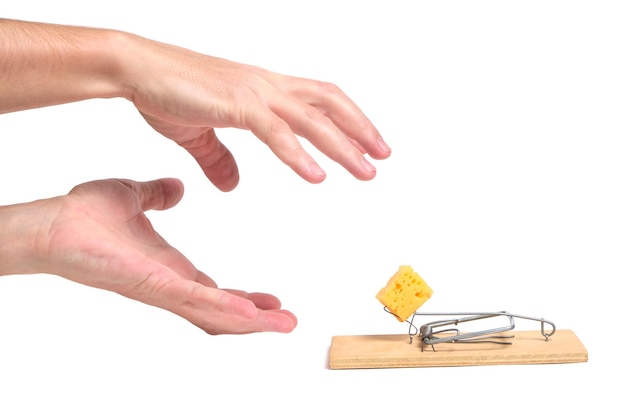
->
[223,289,282,310]
[244,292,297,326]
[272,75,391,159]
[194,270,218,288]
[195,275,287,313]
[160,280,297,334]
[271,96,378,181]
[243,104,328,184]
[130,178,185,212]
[178,129,240,192]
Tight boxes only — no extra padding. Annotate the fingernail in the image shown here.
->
[361,156,376,174]
[308,161,326,181]
[377,136,391,155]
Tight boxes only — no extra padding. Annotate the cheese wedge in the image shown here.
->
[376,265,433,321]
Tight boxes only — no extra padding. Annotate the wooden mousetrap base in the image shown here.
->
[329,329,587,369]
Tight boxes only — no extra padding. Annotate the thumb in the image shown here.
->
[133,178,185,212]
[179,129,240,192]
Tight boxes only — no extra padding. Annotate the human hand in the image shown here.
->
[1,20,390,190]
[122,34,391,191]
[8,178,296,334]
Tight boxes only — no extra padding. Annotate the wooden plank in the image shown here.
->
[329,329,587,369]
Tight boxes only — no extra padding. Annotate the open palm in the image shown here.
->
[39,178,296,334]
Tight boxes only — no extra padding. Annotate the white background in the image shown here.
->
[1,1,624,415]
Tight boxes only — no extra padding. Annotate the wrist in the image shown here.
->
[102,29,144,102]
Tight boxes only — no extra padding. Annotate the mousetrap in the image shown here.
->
[329,309,588,369]
[330,266,587,369]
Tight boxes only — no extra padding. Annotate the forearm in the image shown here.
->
[0,198,54,276]
[0,18,129,113]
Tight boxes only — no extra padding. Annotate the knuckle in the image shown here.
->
[265,117,291,142]
[304,104,326,122]
[317,80,342,95]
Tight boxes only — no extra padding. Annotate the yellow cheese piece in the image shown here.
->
[376,265,433,322]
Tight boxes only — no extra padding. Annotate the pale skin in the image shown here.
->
[0,18,391,334]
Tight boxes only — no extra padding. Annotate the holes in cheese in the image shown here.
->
[376,265,433,322]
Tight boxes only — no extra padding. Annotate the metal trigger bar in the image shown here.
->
[384,308,556,351]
